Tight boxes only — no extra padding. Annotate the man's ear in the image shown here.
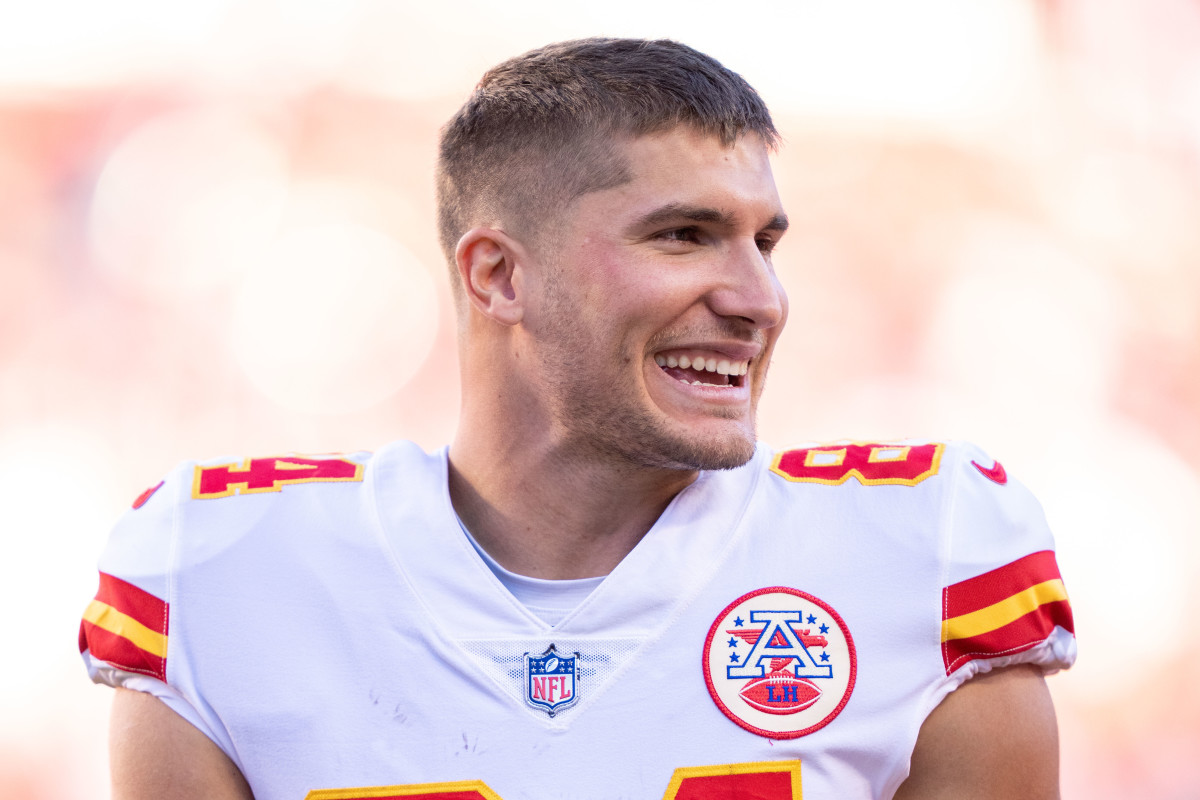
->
[455,227,525,326]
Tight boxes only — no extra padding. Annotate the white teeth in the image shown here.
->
[656,353,751,378]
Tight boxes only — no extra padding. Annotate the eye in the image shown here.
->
[756,235,779,254]
[657,226,701,244]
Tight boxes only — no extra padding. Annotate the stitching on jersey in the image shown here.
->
[945,637,1046,674]
[940,588,951,672]
[938,442,963,678]
[100,658,162,680]
[164,465,181,679]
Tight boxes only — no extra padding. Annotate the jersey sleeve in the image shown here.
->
[78,462,234,757]
[941,443,1076,685]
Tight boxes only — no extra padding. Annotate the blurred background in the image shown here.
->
[1,0,1198,796]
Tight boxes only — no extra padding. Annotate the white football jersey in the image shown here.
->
[81,440,1075,800]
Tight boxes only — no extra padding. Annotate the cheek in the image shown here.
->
[573,267,661,327]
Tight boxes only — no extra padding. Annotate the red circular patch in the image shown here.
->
[703,586,856,739]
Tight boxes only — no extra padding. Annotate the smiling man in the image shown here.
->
[82,39,1076,799]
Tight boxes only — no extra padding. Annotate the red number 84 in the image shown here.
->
[305,760,804,799]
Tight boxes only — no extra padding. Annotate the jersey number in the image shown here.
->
[305,760,803,799]
[192,456,363,499]
[771,443,943,487]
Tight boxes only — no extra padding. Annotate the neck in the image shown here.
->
[448,430,697,580]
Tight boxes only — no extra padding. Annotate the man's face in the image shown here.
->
[522,126,789,472]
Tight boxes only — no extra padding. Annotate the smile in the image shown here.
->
[653,352,749,388]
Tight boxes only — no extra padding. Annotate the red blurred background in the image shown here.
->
[2,1,1198,796]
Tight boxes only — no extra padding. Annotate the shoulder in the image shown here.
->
[80,441,440,765]
[937,443,1076,680]
[100,449,374,572]
[756,438,1076,677]
[937,440,1057,581]
[757,438,1039,504]
[91,439,446,582]
[81,442,437,669]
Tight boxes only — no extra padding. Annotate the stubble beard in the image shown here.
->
[541,342,762,473]
[533,270,763,473]
[561,388,760,472]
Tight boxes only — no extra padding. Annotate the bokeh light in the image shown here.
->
[2,1,1199,796]
[232,222,439,414]
[88,107,288,298]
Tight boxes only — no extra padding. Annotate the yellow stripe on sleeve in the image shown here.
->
[82,600,168,658]
[942,579,1069,643]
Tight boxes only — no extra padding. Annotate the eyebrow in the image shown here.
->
[632,203,789,234]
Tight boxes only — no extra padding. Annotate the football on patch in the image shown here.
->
[739,672,821,715]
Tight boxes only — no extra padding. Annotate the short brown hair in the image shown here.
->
[436,38,779,281]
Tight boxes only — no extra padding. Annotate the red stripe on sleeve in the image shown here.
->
[944,551,1063,619]
[943,599,1074,674]
[79,618,168,681]
[95,572,168,634]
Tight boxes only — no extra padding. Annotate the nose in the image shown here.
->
[707,241,788,330]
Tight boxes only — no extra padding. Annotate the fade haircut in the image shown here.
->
[436,37,779,287]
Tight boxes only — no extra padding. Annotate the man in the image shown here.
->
[81,39,1075,799]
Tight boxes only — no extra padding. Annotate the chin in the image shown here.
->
[667,435,758,471]
[664,445,756,472]
[554,377,760,471]
[611,421,759,472]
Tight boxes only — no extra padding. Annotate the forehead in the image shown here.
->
[578,127,784,226]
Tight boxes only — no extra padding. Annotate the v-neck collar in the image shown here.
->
[371,441,769,639]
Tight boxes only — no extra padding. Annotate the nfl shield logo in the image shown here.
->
[524,644,580,716]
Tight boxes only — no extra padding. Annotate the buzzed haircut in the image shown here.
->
[436,37,779,285]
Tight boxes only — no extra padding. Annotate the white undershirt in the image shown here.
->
[458,520,604,627]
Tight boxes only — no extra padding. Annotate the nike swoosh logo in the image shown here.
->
[132,480,164,510]
[971,459,1008,485]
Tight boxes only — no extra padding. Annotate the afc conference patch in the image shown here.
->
[703,587,856,739]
